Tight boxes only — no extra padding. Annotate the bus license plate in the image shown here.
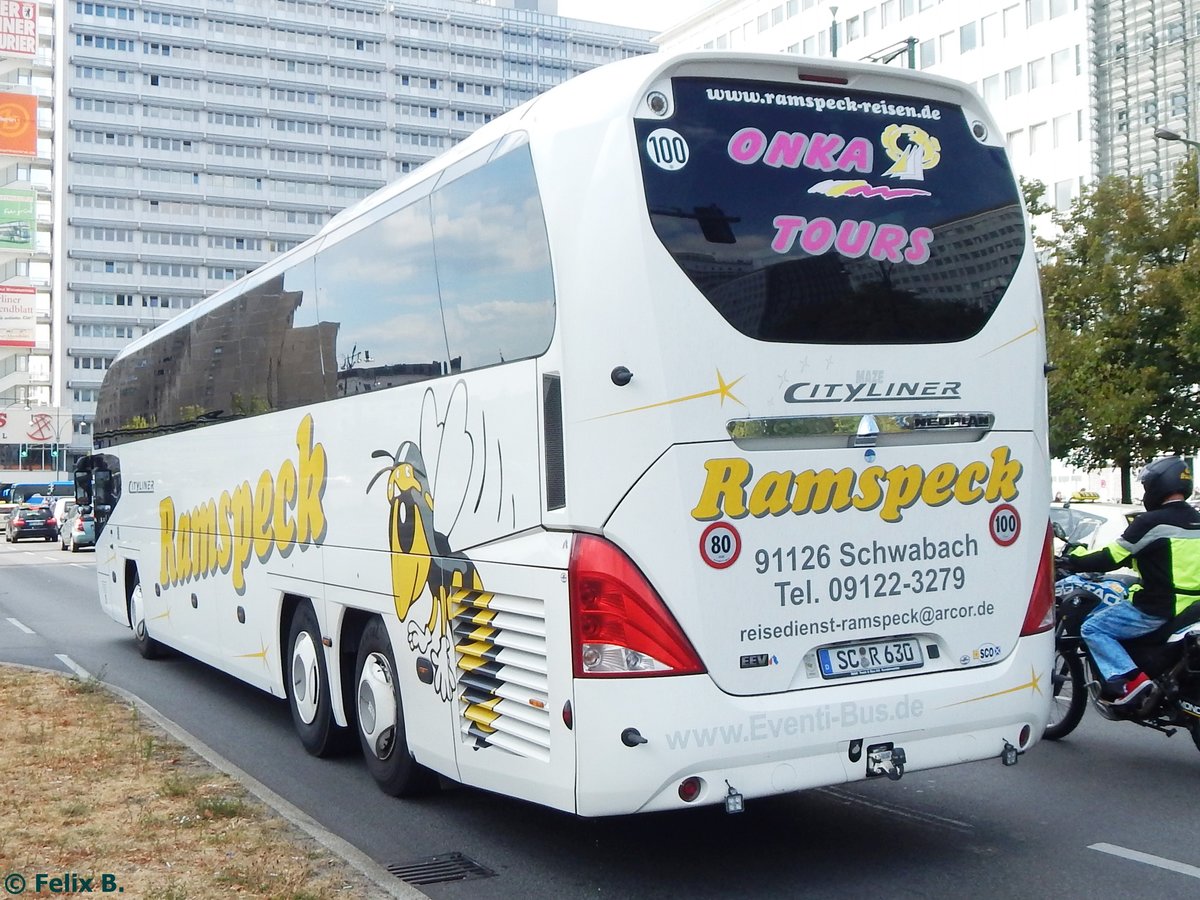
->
[817,638,923,679]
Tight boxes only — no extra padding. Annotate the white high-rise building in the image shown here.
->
[0,0,656,479]
[658,0,1092,213]
[0,1,56,476]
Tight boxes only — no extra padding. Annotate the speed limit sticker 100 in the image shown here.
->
[989,503,1020,547]
[700,522,741,569]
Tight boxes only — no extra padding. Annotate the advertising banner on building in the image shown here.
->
[0,188,34,249]
[0,92,36,156]
[0,284,35,346]
[0,407,74,448]
[0,2,36,57]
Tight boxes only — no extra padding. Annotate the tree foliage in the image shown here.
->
[1033,159,1200,501]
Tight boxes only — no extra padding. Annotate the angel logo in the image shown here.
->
[880,124,941,181]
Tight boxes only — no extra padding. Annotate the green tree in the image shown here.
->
[1036,161,1200,502]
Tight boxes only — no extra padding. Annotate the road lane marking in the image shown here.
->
[55,654,91,681]
[1090,843,1200,880]
[5,617,34,634]
[818,787,974,833]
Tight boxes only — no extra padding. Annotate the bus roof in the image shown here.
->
[108,50,989,366]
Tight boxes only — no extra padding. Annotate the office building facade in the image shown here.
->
[0,0,653,477]
[0,1,61,476]
[658,0,1092,211]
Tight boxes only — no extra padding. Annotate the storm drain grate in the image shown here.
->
[387,852,496,885]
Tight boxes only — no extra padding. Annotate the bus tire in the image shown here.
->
[1042,648,1086,740]
[354,618,437,797]
[287,601,344,758]
[129,574,164,660]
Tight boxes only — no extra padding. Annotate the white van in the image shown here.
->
[51,497,76,527]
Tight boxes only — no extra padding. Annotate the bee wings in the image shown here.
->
[421,381,474,539]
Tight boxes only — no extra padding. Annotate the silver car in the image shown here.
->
[59,505,96,552]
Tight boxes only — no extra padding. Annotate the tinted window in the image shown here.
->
[637,77,1025,344]
[316,194,449,395]
[432,144,555,372]
[96,268,332,440]
[96,139,556,446]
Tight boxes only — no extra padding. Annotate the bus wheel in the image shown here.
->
[129,575,163,660]
[287,601,343,757]
[354,618,437,796]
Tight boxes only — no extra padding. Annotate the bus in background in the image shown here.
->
[75,51,1052,816]
[0,480,74,529]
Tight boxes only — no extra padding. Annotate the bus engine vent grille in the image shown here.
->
[453,587,550,762]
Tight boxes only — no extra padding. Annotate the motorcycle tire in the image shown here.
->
[1192,720,1200,755]
[1043,647,1087,740]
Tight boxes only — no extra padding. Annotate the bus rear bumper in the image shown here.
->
[572,630,1053,816]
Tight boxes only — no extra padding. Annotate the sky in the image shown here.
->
[554,0,715,32]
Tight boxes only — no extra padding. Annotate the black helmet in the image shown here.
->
[1140,457,1193,510]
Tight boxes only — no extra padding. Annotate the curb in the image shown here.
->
[4,662,429,900]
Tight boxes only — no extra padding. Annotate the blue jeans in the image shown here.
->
[1080,600,1168,682]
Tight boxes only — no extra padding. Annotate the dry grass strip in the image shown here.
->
[0,667,395,899]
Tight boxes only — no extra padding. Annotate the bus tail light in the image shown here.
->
[569,534,705,677]
[1020,524,1056,635]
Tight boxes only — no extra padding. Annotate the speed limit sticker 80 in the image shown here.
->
[700,522,741,569]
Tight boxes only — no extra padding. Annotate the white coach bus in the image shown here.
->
[77,51,1053,816]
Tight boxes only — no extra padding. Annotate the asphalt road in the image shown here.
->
[3,541,1199,899]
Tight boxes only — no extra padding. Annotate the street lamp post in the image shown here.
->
[1153,126,1200,196]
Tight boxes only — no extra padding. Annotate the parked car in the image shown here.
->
[59,505,96,552]
[5,505,58,542]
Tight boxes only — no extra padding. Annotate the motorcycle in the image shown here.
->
[1044,517,1200,751]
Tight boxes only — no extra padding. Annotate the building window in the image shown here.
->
[1005,66,1023,97]
[919,38,935,68]
[1052,113,1074,146]
[1027,57,1046,90]
[960,21,977,53]
[982,74,1000,105]
[939,31,955,62]
[1003,4,1022,37]
[1051,48,1071,82]
[1054,179,1073,211]
[1029,121,1047,153]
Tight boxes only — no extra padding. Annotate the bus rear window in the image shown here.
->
[637,77,1025,344]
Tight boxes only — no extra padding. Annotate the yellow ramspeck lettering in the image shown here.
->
[158,415,328,595]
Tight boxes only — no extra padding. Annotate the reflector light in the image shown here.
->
[678,777,702,803]
[1020,524,1056,635]
[1019,724,1031,748]
[569,534,705,678]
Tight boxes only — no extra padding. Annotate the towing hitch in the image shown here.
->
[866,744,906,781]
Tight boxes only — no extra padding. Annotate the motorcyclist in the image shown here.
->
[1061,457,1200,706]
